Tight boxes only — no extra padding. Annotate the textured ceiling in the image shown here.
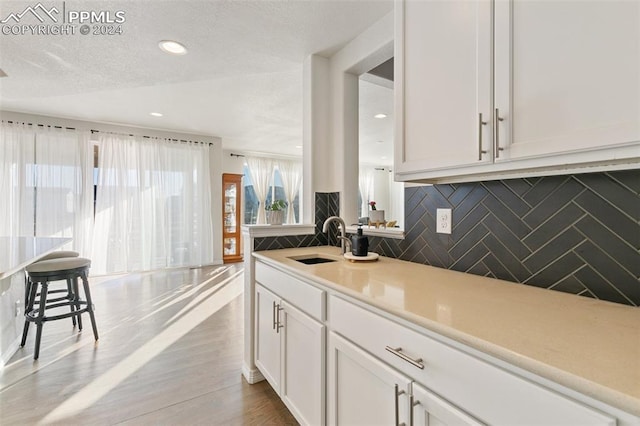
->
[0,0,393,162]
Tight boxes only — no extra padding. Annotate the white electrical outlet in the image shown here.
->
[436,208,452,234]
[15,300,20,317]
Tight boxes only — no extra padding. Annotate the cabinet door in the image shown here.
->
[328,332,412,426]
[254,284,281,393]
[280,301,325,426]
[494,0,640,161]
[223,173,243,263]
[412,382,484,426]
[395,0,493,177]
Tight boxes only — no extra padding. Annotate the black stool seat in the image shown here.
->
[22,257,98,360]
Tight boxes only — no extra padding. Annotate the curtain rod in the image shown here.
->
[230,153,245,158]
[90,129,212,145]
[2,119,212,145]
[3,119,75,131]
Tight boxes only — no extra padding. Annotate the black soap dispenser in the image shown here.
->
[351,226,369,257]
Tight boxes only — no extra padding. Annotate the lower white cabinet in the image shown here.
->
[255,283,325,425]
[328,332,412,426]
[328,332,481,426]
[253,259,637,425]
[412,382,483,426]
[255,284,281,390]
[329,295,617,426]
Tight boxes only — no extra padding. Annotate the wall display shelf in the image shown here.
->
[223,173,243,263]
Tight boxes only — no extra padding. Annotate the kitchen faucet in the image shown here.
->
[322,216,347,254]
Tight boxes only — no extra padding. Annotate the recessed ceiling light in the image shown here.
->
[150,112,163,117]
[159,40,187,55]
[295,145,303,149]
[381,156,388,160]
[374,113,387,119]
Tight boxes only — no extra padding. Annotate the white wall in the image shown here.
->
[222,149,247,175]
[372,168,391,214]
[303,11,394,225]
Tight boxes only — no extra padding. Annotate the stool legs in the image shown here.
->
[67,278,77,327]
[33,282,49,360]
[81,272,99,341]
[20,280,38,347]
[23,272,98,360]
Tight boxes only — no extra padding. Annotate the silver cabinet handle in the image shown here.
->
[494,108,505,158]
[276,304,284,333]
[385,346,425,370]
[478,112,488,160]
[394,384,406,426]
[272,301,277,330]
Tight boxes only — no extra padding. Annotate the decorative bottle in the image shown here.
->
[351,226,369,257]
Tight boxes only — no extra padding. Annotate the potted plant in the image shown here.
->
[265,199,287,225]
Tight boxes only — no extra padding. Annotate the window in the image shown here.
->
[243,163,300,224]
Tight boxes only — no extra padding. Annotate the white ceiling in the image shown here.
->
[0,0,393,163]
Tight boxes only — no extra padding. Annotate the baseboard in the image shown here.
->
[241,363,265,384]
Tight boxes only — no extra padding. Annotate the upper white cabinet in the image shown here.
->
[395,0,640,183]
[395,0,493,173]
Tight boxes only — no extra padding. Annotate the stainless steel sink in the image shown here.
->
[288,255,337,265]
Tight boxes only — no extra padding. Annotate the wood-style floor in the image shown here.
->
[0,264,297,425]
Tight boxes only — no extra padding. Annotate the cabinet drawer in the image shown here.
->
[329,295,615,425]
[255,261,325,321]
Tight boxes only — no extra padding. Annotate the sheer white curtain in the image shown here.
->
[0,122,94,253]
[277,159,302,224]
[246,156,274,224]
[92,135,213,274]
[0,122,36,237]
[34,127,94,254]
[358,165,375,218]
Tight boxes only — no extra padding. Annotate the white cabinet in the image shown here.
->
[395,0,493,173]
[328,332,482,426]
[280,299,325,425]
[329,294,617,426]
[395,0,640,183]
[494,0,640,162]
[412,382,483,426]
[328,332,412,426]
[255,284,281,391]
[254,263,326,425]
[252,257,637,425]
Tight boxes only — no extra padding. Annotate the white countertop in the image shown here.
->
[0,237,72,279]
[253,246,640,416]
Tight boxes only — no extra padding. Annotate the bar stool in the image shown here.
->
[24,251,80,327]
[22,257,99,360]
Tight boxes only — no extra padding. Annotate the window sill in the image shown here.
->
[345,225,405,240]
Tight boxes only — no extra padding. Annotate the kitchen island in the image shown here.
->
[249,245,639,425]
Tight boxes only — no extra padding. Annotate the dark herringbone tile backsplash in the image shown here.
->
[254,171,639,307]
[254,192,339,251]
[371,170,639,306]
